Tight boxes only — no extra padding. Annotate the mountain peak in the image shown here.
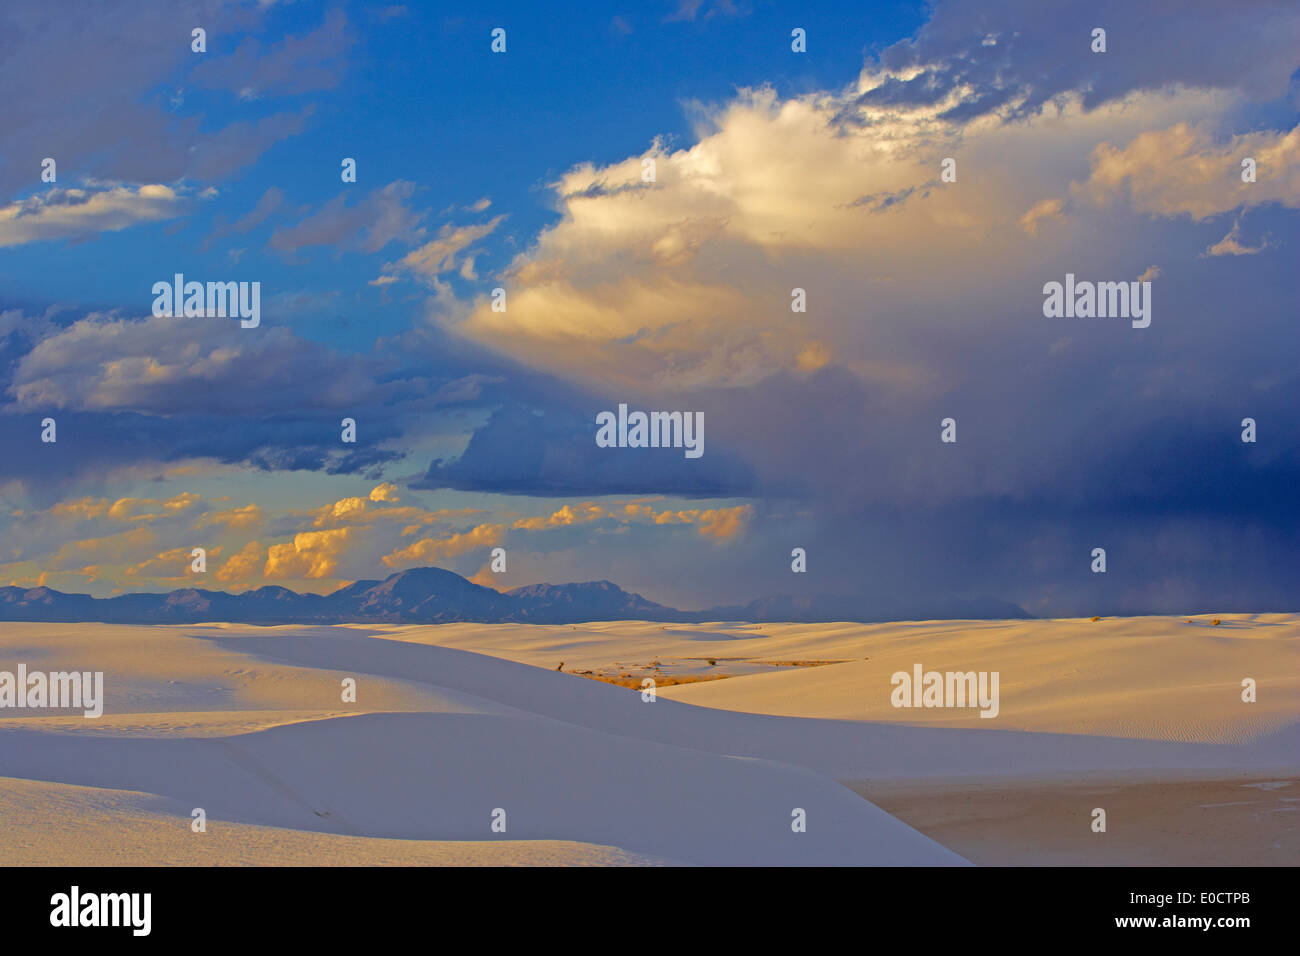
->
[0,566,1030,625]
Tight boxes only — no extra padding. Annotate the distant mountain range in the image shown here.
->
[0,566,1030,625]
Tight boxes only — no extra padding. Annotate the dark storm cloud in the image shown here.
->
[0,407,404,496]
[0,306,504,497]
[414,403,757,497]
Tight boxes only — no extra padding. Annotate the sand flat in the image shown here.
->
[849,771,1299,866]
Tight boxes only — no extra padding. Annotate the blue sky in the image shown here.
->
[2,1,930,343]
[1,0,1298,616]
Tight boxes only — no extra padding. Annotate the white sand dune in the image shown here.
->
[0,776,676,866]
[653,615,1300,746]
[2,615,1295,865]
[204,625,1298,780]
[368,615,1299,746]
[0,623,964,866]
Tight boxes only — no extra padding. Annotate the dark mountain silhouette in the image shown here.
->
[506,580,687,623]
[337,567,514,622]
[0,568,1030,625]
